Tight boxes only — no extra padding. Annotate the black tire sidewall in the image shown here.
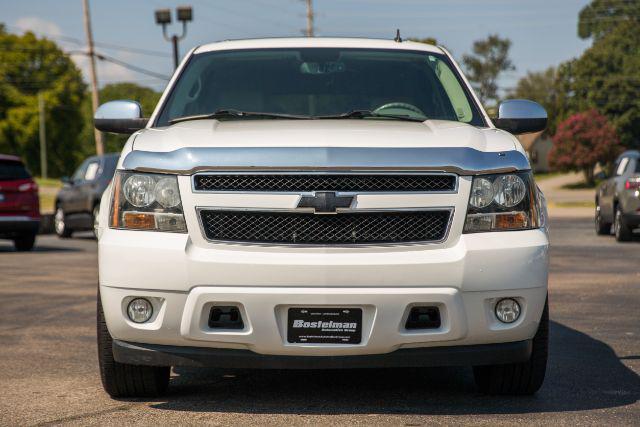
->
[13,233,36,251]
[615,207,632,241]
[595,206,610,235]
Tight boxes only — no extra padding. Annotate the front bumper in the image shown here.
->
[0,216,40,237]
[113,339,532,369]
[100,284,547,356]
[99,227,548,358]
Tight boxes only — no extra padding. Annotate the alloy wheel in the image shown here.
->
[54,208,65,235]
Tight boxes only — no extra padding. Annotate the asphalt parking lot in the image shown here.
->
[0,217,638,426]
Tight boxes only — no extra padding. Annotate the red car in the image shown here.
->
[0,155,40,251]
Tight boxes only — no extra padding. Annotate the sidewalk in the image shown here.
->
[537,172,594,218]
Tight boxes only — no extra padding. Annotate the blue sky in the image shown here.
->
[2,0,592,92]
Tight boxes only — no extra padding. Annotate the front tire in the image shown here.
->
[13,233,36,251]
[473,298,548,395]
[97,292,170,398]
[614,206,633,242]
[595,204,611,235]
[54,206,72,238]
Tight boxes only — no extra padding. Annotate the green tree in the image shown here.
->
[511,66,571,135]
[79,83,161,156]
[0,25,86,177]
[462,34,514,107]
[578,0,640,40]
[570,20,640,148]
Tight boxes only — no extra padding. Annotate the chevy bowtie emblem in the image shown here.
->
[297,191,355,214]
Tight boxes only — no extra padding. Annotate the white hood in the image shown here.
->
[131,119,519,154]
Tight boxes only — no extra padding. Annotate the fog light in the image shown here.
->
[495,298,521,323]
[127,298,153,323]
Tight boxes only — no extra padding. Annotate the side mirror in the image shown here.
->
[61,176,71,185]
[94,100,149,134]
[494,99,547,135]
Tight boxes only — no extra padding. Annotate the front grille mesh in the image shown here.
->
[199,210,451,244]
[194,174,456,192]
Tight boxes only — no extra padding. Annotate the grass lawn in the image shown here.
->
[533,171,562,181]
[35,177,62,189]
[561,180,601,190]
[38,193,56,214]
[548,201,595,208]
[35,177,62,214]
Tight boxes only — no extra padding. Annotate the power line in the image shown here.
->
[195,1,299,33]
[5,24,168,57]
[92,41,168,57]
[94,53,170,81]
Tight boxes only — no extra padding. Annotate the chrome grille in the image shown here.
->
[193,174,456,192]
[199,209,452,245]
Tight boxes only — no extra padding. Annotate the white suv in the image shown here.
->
[94,37,549,397]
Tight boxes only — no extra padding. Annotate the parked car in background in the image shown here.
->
[595,150,640,241]
[0,155,40,251]
[54,153,119,238]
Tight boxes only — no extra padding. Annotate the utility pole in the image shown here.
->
[305,0,314,37]
[82,0,104,156]
[38,93,47,179]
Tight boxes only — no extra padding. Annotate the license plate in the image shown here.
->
[287,307,362,344]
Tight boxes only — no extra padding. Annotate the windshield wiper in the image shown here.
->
[316,110,427,122]
[169,109,308,124]
[170,109,427,124]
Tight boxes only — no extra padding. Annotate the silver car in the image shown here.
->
[595,150,640,241]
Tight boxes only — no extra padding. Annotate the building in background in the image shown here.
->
[518,132,553,173]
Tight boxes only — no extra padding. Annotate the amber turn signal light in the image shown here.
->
[494,212,529,230]
[123,212,156,230]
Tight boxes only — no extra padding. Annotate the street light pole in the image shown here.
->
[171,35,179,70]
[155,6,192,70]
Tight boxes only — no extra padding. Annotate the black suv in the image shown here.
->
[54,153,119,238]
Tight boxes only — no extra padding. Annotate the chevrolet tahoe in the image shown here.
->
[94,37,550,397]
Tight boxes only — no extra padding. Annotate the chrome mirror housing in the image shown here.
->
[494,99,547,135]
[94,100,148,134]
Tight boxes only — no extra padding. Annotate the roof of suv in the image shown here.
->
[0,154,22,162]
[194,37,445,55]
[618,150,640,159]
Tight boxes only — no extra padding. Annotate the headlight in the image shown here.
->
[110,171,187,233]
[492,174,526,207]
[464,172,542,233]
[154,177,181,208]
[123,174,156,207]
[469,177,494,208]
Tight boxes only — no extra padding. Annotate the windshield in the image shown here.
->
[155,48,485,127]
